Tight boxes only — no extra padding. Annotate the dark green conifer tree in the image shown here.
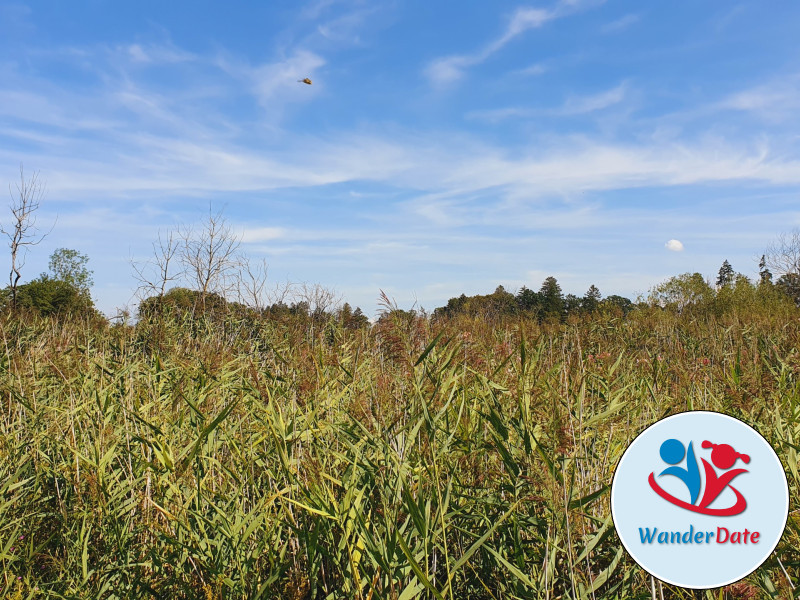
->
[716,260,734,288]
[539,276,564,321]
[759,255,773,285]
[582,284,602,313]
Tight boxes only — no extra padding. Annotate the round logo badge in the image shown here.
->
[611,411,789,589]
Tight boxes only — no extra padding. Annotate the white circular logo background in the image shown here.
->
[611,411,789,589]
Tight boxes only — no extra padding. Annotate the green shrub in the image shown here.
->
[1,274,96,317]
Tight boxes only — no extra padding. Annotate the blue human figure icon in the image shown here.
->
[658,439,701,505]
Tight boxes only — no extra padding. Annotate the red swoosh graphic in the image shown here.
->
[648,472,747,516]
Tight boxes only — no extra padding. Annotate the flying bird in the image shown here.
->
[298,78,312,85]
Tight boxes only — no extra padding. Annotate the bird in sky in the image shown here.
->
[298,78,312,85]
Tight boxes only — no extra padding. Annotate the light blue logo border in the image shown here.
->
[610,411,789,589]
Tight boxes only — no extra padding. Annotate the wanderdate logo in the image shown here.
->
[649,438,750,516]
[611,411,789,589]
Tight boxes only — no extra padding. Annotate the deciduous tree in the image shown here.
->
[649,273,714,313]
[602,295,633,315]
[777,273,800,306]
[49,248,93,293]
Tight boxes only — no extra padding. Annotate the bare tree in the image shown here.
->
[236,256,270,311]
[131,229,183,301]
[295,282,342,318]
[764,228,800,277]
[266,278,296,307]
[180,208,242,307]
[0,165,51,308]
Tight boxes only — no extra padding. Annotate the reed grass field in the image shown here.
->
[1,303,799,599]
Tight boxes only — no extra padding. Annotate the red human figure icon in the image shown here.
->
[698,441,750,510]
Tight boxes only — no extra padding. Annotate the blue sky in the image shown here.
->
[1,0,799,317]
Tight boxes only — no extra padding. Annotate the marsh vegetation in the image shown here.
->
[1,286,798,599]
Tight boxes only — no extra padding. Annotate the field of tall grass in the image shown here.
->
[1,306,798,599]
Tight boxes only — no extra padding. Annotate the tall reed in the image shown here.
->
[0,308,797,598]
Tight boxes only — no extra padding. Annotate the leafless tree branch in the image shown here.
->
[266,279,296,307]
[765,228,800,277]
[0,165,53,307]
[295,282,342,317]
[180,208,242,307]
[236,256,269,311]
[131,229,183,301]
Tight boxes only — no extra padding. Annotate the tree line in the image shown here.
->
[432,280,633,322]
[2,166,800,324]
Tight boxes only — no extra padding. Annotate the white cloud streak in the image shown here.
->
[718,76,800,121]
[601,14,639,34]
[123,42,196,64]
[466,82,629,121]
[424,6,554,87]
[424,1,606,87]
[3,114,798,203]
[240,226,287,243]
[560,82,629,114]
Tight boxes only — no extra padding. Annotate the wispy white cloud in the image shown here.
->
[240,226,287,243]
[123,42,196,64]
[316,6,379,44]
[424,6,554,87]
[514,63,548,77]
[300,0,355,20]
[559,82,629,114]
[465,107,533,122]
[466,82,629,121]
[4,100,799,205]
[601,13,639,34]
[718,76,800,121]
[425,1,606,87]
[713,4,747,32]
[490,7,553,50]
[425,56,472,87]
[0,89,119,132]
